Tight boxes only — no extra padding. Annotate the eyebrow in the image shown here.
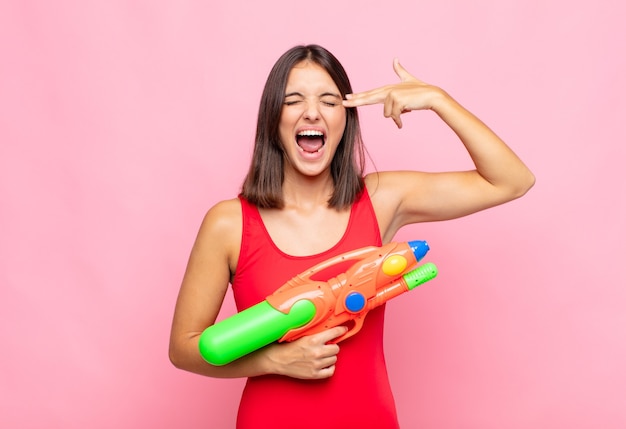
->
[284,91,342,99]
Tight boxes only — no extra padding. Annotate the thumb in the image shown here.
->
[393,58,413,82]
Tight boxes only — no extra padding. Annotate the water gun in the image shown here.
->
[199,240,438,366]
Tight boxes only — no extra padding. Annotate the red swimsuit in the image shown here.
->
[232,189,400,429]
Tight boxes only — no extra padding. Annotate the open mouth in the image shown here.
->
[296,130,326,154]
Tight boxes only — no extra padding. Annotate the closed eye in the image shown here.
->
[283,92,342,107]
[321,101,338,107]
[284,92,304,106]
[320,93,342,107]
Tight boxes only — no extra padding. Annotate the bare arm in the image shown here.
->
[168,199,346,379]
[344,59,535,242]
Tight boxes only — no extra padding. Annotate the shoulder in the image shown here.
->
[197,198,242,238]
[364,170,426,208]
[196,198,242,272]
[364,170,429,193]
[202,198,242,226]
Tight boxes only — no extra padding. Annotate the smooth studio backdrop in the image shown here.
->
[1,1,625,428]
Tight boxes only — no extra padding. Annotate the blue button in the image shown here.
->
[345,292,366,312]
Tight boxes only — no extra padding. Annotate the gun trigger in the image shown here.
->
[331,317,365,343]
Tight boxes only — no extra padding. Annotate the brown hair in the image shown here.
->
[241,44,365,209]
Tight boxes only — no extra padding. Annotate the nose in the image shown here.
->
[303,101,320,121]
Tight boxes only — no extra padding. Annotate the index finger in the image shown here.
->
[311,325,349,344]
[342,86,389,108]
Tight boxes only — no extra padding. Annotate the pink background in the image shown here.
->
[1,1,624,428]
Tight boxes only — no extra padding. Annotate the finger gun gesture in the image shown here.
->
[343,59,439,128]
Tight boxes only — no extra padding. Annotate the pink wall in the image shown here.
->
[1,1,624,428]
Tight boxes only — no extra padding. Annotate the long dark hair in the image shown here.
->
[241,44,365,209]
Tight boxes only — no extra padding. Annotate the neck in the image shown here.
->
[281,172,334,210]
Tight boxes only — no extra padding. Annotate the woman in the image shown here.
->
[169,44,534,428]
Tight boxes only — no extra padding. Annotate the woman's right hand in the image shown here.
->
[261,326,348,380]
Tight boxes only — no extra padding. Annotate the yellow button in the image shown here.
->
[382,255,408,276]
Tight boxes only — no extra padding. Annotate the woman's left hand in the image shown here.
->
[342,59,443,128]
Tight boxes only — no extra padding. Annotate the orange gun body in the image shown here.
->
[266,241,428,343]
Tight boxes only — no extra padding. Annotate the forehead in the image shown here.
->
[285,61,340,94]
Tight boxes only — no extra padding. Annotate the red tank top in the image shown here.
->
[232,189,400,429]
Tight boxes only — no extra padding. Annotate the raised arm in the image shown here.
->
[343,59,535,242]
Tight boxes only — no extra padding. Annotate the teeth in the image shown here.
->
[297,130,324,137]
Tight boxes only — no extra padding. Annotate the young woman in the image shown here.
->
[169,44,534,428]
